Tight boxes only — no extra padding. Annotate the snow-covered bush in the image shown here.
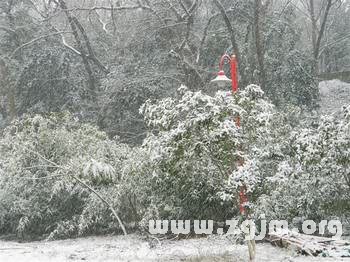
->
[256,105,350,222]
[0,113,139,239]
[0,87,347,240]
[140,85,275,220]
[141,83,349,224]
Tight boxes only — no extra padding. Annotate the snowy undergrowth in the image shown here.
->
[0,84,349,240]
[319,80,350,114]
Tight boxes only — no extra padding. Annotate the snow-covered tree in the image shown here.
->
[140,84,275,220]
[256,105,350,222]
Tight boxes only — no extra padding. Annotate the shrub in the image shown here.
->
[0,113,138,239]
[255,105,350,222]
[140,85,275,221]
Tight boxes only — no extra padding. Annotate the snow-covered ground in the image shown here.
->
[0,234,348,262]
[319,80,350,114]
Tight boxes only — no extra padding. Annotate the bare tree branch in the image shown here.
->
[315,0,333,59]
[54,0,96,92]
[254,0,266,90]
[93,10,110,34]
[212,0,245,84]
[10,31,73,58]
[72,16,110,74]
[169,49,205,87]
[197,13,219,64]
[165,0,184,21]
[179,0,190,17]
[60,33,81,55]
[59,2,166,25]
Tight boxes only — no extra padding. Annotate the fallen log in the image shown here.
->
[267,230,350,258]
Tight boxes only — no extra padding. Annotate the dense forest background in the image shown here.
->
[0,0,349,240]
[1,0,349,141]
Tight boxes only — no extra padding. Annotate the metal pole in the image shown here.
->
[228,53,256,261]
[230,55,238,93]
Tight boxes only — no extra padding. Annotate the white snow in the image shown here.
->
[319,80,350,114]
[0,235,348,262]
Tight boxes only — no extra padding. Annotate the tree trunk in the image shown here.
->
[254,0,266,91]
[213,0,246,86]
[0,60,16,123]
[309,0,333,75]
[57,0,96,95]
[2,3,19,121]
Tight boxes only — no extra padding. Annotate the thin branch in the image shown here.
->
[53,26,109,73]
[69,172,128,237]
[60,33,81,55]
[165,0,184,21]
[10,31,73,58]
[213,0,245,83]
[179,0,190,17]
[72,16,110,74]
[291,1,312,20]
[159,21,187,29]
[108,0,117,34]
[0,26,16,34]
[64,5,144,12]
[197,13,219,63]
[27,0,49,18]
[319,33,350,56]
[137,0,167,25]
[177,14,193,53]
[188,0,200,13]
[94,10,110,34]
[169,49,205,86]
[60,3,166,25]
[23,147,128,236]
[24,165,61,170]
